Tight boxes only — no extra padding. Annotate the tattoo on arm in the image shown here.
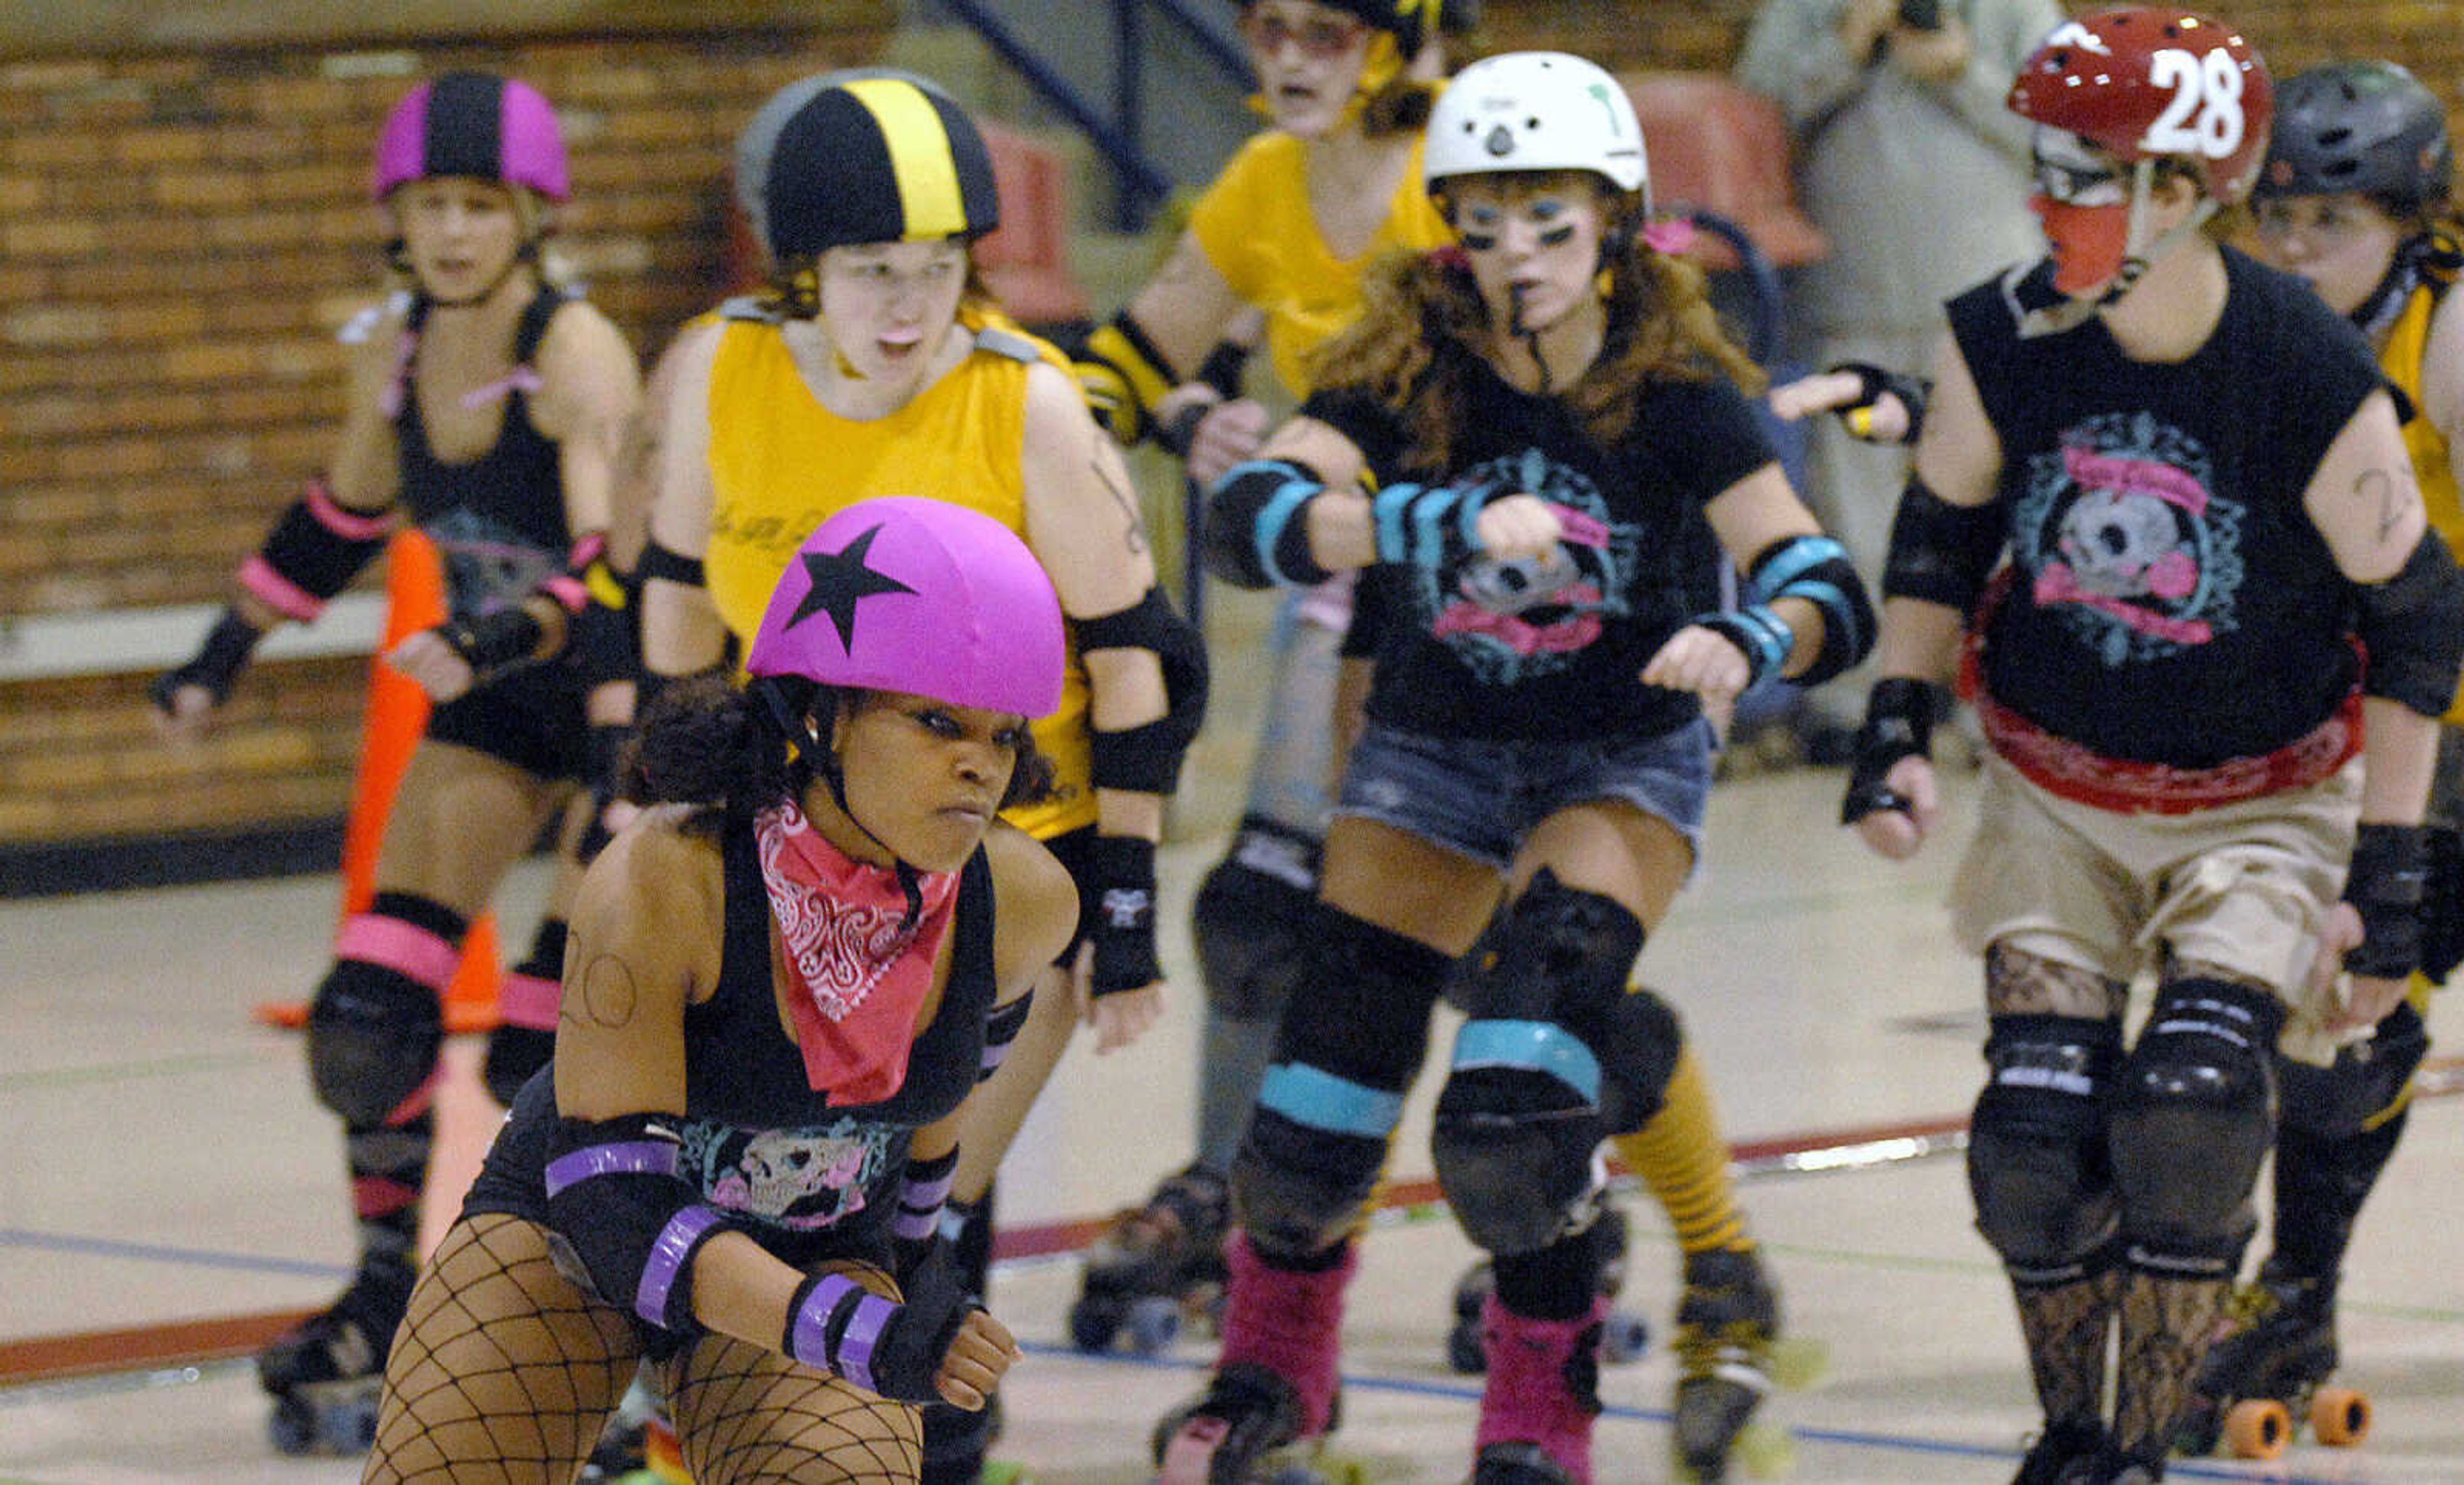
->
[564,952,644,1030]
[1091,445,1149,557]
[2356,467,2406,544]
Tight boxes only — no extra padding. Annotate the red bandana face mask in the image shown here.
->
[754,802,959,1104]
[2033,194,2135,298]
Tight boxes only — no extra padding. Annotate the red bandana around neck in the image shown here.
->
[754,802,959,1104]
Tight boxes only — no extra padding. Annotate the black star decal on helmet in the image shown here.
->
[783,523,917,651]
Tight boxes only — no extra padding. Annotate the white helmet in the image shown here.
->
[1423,52,1648,201]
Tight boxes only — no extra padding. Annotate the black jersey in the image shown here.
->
[1306,359,1769,744]
[395,287,573,623]
[469,814,998,1258]
[1951,250,2384,768]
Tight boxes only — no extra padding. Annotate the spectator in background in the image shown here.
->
[1736,0,2062,760]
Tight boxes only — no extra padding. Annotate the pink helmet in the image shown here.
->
[372,72,571,203]
[746,498,1065,718]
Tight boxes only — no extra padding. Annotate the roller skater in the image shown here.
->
[1182,43,1872,1482]
[1842,10,2464,1484]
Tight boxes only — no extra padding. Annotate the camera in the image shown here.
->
[1898,0,1944,28]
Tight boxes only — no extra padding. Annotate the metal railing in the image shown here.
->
[931,0,1251,230]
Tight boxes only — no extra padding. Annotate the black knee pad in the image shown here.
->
[1235,904,1447,1258]
[2419,824,2464,982]
[309,957,445,1127]
[2276,1000,2429,1139]
[1190,820,1322,1024]
[2110,978,2284,1273]
[1433,871,1645,1256]
[1966,1015,2123,1282]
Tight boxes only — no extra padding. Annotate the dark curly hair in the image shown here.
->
[623,674,1055,836]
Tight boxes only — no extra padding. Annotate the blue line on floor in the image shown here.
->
[0,1228,348,1281]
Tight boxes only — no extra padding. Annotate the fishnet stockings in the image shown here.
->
[363,1215,923,1484]
[2012,1267,2119,1429]
[2112,1267,2231,1462]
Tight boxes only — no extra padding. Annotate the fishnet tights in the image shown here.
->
[2113,1267,2230,1462]
[2012,1267,2119,1429]
[363,1214,922,1483]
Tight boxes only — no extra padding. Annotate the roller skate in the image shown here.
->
[1153,1234,1361,1483]
[1446,1206,1648,1375]
[1669,1248,1824,1482]
[1070,1163,1229,1355]
[1469,1294,1608,1483]
[2173,1268,2370,1460]
[2008,1420,2108,1485]
[257,1266,412,1455]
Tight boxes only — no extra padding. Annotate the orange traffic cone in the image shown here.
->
[255,528,502,1033]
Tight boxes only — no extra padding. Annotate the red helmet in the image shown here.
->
[2008,8,2272,206]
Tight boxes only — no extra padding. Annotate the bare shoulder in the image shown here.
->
[981,823,1079,988]
[580,807,726,963]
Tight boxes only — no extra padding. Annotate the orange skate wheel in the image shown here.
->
[2310,1386,2371,1447]
[2222,1397,2291,1460]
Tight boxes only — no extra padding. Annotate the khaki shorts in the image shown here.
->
[1949,753,2360,1000]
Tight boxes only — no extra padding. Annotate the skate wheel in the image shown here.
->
[267,1398,318,1456]
[1125,1295,1183,1354]
[1446,1316,1487,1374]
[320,1393,381,1454]
[2310,1385,2371,1447]
[2222,1397,2291,1460]
[1767,1336,1829,1392]
[1067,1294,1124,1352]
[1602,1310,1651,1364]
[1451,1260,1495,1321]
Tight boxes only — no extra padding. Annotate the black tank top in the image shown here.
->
[664,811,998,1239]
[1949,249,2383,767]
[395,286,572,622]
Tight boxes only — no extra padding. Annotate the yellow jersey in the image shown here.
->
[2381,240,2462,725]
[1187,130,1453,398]
[703,302,1097,838]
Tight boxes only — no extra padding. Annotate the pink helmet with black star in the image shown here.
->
[746,498,1065,719]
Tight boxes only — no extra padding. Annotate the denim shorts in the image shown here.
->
[1336,717,1715,870]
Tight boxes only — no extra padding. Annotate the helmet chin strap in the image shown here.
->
[2097,160,2216,308]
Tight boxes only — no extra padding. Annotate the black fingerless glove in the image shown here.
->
[1840,678,1936,825]
[785,1244,980,1403]
[1088,834,1163,997]
[1826,360,1933,444]
[438,607,547,677]
[2342,822,2429,981]
[151,608,262,712]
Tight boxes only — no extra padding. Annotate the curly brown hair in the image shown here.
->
[1303,176,1763,475]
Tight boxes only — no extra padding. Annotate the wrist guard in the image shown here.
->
[440,607,548,677]
[1825,360,1932,444]
[152,608,262,711]
[1207,459,1338,589]
[784,1247,978,1402]
[1840,678,1937,825]
[1088,835,1163,997]
[2342,822,2429,981]
[1692,606,1795,689]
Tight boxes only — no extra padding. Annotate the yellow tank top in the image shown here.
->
[704,304,1097,838]
[1188,130,1453,397]
[2380,244,2462,724]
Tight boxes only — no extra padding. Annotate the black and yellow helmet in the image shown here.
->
[734,69,1002,264]
[1233,0,1475,59]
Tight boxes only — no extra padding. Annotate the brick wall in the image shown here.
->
[3,0,2460,861]
[0,13,896,853]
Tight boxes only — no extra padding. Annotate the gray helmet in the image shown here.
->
[2257,60,2451,216]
